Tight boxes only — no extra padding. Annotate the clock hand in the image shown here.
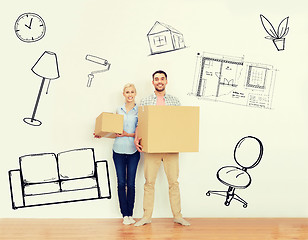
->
[25,18,33,29]
[29,18,33,28]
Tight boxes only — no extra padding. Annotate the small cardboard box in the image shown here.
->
[95,112,124,138]
[138,106,199,153]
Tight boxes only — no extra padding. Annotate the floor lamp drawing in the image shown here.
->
[85,54,110,87]
[23,51,60,126]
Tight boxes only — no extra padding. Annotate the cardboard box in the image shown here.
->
[138,106,199,153]
[95,112,123,138]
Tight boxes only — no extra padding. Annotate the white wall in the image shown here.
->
[1,0,308,218]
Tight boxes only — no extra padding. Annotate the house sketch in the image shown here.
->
[189,52,277,109]
[8,148,111,209]
[147,21,186,55]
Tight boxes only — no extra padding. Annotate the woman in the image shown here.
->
[113,83,140,225]
[96,83,140,225]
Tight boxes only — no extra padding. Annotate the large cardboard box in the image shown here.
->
[138,106,199,153]
[95,112,123,138]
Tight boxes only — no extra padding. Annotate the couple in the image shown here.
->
[108,70,190,226]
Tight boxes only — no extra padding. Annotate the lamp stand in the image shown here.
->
[23,77,46,126]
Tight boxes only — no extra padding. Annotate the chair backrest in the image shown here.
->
[57,148,96,179]
[233,136,263,170]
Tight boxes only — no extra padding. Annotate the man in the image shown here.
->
[134,70,190,227]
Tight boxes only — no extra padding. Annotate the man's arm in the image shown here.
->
[165,94,181,106]
[134,98,146,152]
[174,95,181,106]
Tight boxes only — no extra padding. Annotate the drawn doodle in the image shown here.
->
[85,54,111,87]
[14,12,46,43]
[206,136,264,208]
[189,52,277,109]
[8,148,111,209]
[23,51,60,126]
[147,21,186,55]
[260,14,289,51]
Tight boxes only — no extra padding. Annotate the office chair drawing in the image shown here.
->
[206,136,263,208]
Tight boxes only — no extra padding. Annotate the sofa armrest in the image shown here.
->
[95,160,111,199]
[8,169,25,209]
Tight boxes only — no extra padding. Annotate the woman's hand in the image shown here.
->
[93,132,102,138]
[115,131,129,137]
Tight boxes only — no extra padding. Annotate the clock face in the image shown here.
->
[14,13,46,43]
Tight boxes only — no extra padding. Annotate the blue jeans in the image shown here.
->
[113,150,140,217]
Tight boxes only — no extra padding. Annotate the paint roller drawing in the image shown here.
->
[86,55,108,65]
[85,54,111,87]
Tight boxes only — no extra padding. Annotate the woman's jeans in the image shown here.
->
[113,150,140,217]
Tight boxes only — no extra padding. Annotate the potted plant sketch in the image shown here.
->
[260,14,289,51]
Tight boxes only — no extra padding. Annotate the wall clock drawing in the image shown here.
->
[14,13,46,43]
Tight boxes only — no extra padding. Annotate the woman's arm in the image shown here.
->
[115,131,135,138]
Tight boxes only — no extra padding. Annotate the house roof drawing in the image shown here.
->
[147,21,182,36]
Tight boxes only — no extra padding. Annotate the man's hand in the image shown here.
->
[134,137,143,152]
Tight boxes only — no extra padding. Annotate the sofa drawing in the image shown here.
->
[8,148,111,209]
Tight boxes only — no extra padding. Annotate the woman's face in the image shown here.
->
[123,86,136,103]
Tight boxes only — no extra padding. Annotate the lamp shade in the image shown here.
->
[31,51,60,80]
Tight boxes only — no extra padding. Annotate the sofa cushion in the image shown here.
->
[20,153,59,184]
[61,177,97,191]
[24,182,61,195]
[57,148,95,179]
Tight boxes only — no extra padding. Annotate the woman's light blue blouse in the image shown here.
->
[112,104,138,154]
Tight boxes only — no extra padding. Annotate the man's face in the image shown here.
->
[152,73,168,92]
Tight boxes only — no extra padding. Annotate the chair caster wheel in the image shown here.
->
[243,204,247,208]
[206,191,210,196]
[224,201,230,206]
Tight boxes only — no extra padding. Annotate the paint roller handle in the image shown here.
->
[87,74,94,87]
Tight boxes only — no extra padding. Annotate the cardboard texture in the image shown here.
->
[138,106,199,153]
[95,112,123,138]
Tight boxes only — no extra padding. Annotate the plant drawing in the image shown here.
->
[260,14,289,51]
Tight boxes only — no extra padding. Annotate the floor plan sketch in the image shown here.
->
[189,52,277,109]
